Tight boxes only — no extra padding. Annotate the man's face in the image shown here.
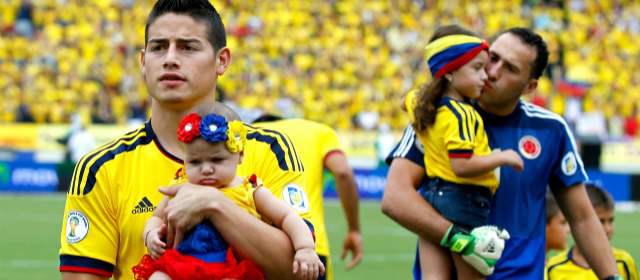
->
[480,33,537,111]
[141,13,227,111]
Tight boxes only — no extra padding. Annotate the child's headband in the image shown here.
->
[177,113,247,153]
[424,34,489,79]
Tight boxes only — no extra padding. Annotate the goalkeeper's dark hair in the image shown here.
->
[413,24,477,133]
[585,182,615,211]
[145,0,227,51]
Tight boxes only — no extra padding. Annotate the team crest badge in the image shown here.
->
[66,211,89,244]
[518,135,541,160]
[561,152,577,176]
[282,184,310,213]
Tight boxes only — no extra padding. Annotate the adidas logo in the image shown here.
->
[132,197,156,214]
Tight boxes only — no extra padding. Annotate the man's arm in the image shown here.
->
[324,151,363,269]
[380,158,451,243]
[160,184,296,280]
[553,184,618,278]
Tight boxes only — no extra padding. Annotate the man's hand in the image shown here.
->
[159,183,221,248]
[341,230,363,270]
[440,224,510,276]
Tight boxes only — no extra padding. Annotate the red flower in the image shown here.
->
[177,113,202,143]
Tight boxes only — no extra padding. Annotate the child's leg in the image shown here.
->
[149,271,172,280]
[418,236,452,280]
[452,254,484,280]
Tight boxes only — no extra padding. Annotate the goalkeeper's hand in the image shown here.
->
[440,224,510,276]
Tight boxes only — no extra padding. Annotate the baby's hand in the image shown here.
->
[145,223,167,259]
[501,149,524,172]
[292,247,325,280]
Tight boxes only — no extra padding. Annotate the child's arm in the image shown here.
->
[450,149,523,178]
[143,197,168,259]
[254,187,325,280]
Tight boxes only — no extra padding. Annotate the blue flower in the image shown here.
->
[199,114,229,143]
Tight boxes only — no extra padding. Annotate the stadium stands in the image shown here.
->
[1,0,639,135]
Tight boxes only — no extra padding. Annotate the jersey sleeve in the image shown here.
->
[318,124,342,162]
[548,120,588,190]
[440,103,475,159]
[405,89,419,123]
[241,125,311,218]
[59,156,118,277]
[385,124,425,167]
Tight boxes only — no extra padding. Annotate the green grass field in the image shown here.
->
[0,194,638,279]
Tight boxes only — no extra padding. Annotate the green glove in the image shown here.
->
[440,224,510,276]
[440,224,475,254]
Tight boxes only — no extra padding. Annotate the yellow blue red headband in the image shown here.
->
[424,34,489,79]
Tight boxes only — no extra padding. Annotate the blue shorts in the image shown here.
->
[418,178,492,230]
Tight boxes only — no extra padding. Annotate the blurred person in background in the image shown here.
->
[546,183,639,280]
[254,114,363,280]
[545,190,569,255]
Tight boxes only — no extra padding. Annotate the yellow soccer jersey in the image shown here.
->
[546,247,638,280]
[256,119,340,257]
[256,119,339,280]
[59,121,306,279]
[406,90,498,192]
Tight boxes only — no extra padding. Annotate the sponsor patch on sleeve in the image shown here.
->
[66,211,89,244]
[561,152,577,176]
[282,184,310,213]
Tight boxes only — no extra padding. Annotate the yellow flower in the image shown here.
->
[226,121,247,153]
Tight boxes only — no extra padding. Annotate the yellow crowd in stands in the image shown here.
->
[1,0,639,131]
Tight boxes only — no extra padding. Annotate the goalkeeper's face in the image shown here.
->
[480,33,536,112]
[595,206,614,241]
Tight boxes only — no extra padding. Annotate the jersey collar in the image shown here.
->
[145,120,183,164]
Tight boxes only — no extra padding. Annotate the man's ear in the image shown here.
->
[238,151,244,164]
[525,79,538,94]
[215,47,231,76]
[140,49,146,77]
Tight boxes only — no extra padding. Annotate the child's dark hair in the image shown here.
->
[413,25,478,133]
[145,0,227,51]
[585,182,615,211]
[546,190,560,224]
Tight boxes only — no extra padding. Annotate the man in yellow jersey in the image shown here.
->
[59,1,309,279]
[254,115,364,280]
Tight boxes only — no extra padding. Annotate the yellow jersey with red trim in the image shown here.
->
[545,247,638,280]
[255,119,341,257]
[59,121,306,279]
[406,90,498,192]
[255,119,340,280]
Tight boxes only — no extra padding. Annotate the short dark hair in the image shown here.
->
[501,27,549,79]
[585,182,615,211]
[252,114,283,123]
[145,0,227,51]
